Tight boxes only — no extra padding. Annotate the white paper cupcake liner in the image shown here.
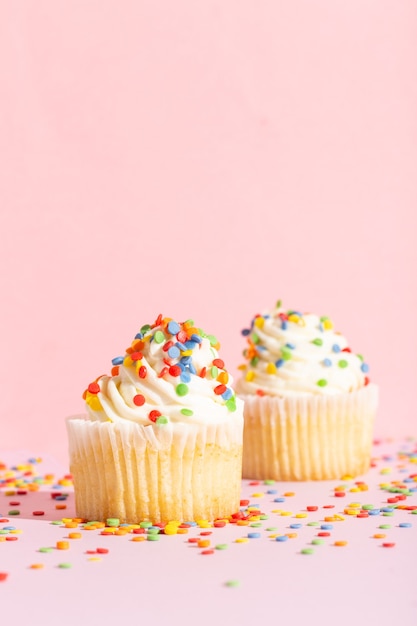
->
[66,415,243,523]
[239,383,378,480]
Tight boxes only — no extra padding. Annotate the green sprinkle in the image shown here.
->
[215,544,228,550]
[58,562,72,569]
[281,347,292,361]
[225,580,240,588]
[362,504,374,510]
[51,521,63,526]
[156,415,168,425]
[180,408,193,416]
[260,515,269,520]
[39,547,53,553]
[338,359,348,368]
[383,511,394,516]
[357,353,364,361]
[266,527,278,531]
[147,528,160,535]
[311,538,324,545]
[207,334,218,347]
[210,366,219,379]
[250,522,262,528]
[301,548,314,555]
[153,330,165,344]
[140,324,151,334]
[411,509,417,515]
[0,530,9,535]
[250,356,259,367]
[251,333,260,344]
[317,379,328,387]
[225,398,237,412]
[276,299,282,308]
[311,338,323,346]
[184,319,194,326]
[379,524,391,529]
[8,510,20,516]
[320,316,329,322]
[106,518,120,527]
[307,522,319,526]
[176,383,189,397]
[264,479,275,485]
[140,521,152,528]
[147,534,160,541]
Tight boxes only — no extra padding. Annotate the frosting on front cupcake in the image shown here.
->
[83,315,241,425]
[235,301,371,397]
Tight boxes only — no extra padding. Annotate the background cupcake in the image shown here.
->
[235,301,378,480]
[67,315,243,524]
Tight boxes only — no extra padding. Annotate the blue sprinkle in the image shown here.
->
[368,509,380,515]
[134,333,143,340]
[361,363,370,373]
[184,521,197,527]
[54,495,68,501]
[168,346,180,359]
[332,344,341,353]
[168,321,180,335]
[275,359,285,368]
[190,334,202,344]
[319,323,324,332]
[275,535,288,542]
[242,329,250,336]
[399,523,412,528]
[222,388,233,400]
[185,341,197,350]
[248,532,261,539]
[111,356,125,366]
[175,342,188,351]
[381,507,395,513]
[266,489,278,495]
[403,477,414,482]
[180,371,191,383]
[3,526,16,530]
[321,524,333,530]
[274,497,286,503]
[257,345,267,351]
[281,321,288,330]
[285,343,295,350]
[323,358,332,367]
[188,363,197,375]
[180,356,191,365]
[290,523,302,529]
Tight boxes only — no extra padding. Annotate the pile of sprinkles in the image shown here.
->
[239,299,371,392]
[1,438,416,586]
[82,314,238,421]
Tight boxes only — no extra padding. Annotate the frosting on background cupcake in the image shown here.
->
[236,300,371,397]
[83,314,240,425]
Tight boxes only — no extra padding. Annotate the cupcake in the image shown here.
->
[67,315,243,524]
[235,301,378,480]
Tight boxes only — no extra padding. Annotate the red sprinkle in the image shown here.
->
[88,382,100,394]
[16,490,27,496]
[138,366,147,379]
[201,550,214,555]
[200,531,212,536]
[131,351,143,361]
[32,511,45,516]
[318,532,331,537]
[0,573,9,582]
[153,313,163,327]
[382,542,396,548]
[6,537,18,541]
[111,366,120,376]
[149,410,161,422]
[133,528,145,534]
[158,367,169,378]
[334,492,346,498]
[188,538,199,543]
[307,506,318,512]
[163,341,174,353]
[212,359,224,369]
[96,548,109,554]
[341,347,352,353]
[256,389,266,396]
[323,505,335,509]
[240,500,250,506]
[214,521,226,528]
[199,367,207,378]
[133,394,146,407]
[9,501,20,506]
[177,330,188,343]
[169,365,181,377]
[214,384,226,395]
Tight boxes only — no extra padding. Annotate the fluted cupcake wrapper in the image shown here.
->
[239,384,378,481]
[66,416,243,524]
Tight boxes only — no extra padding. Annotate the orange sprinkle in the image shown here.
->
[334,541,348,547]
[29,563,44,569]
[56,541,70,550]
[198,539,210,548]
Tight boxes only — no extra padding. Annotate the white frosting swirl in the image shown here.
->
[235,305,370,397]
[84,317,242,425]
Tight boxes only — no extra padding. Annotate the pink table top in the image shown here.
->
[1,438,416,625]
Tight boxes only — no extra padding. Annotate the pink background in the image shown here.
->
[1,1,416,464]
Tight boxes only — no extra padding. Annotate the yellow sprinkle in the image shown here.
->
[341,475,354,481]
[132,536,146,542]
[380,468,392,474]
[333,515,345,521]
[177,528,189,534]
[0,537,6,542]
[245,371,255,382]
[237,520,250,526]
[295,513,307,519]
[287,533,298,539]
[287,314,299,323]
[251,493,264,498]
[344,509,358,516]
[68,533,82,539]
[349,487,360,492]
[349,502,361,508]
[266,363,277,375]
[181,350,193,356]
[235,538,249,543]
[280,511,293,517]
[323,319,333,330]
[163,527,178,535]
[86,394,103,411]
[88,557,102,562]
[65,522,79,529]
[268,534,278,539]
[334,541,348,547]
[254,317,265,328]
[10,529,23,534]
[115,529,128,536]
[237,364,246,371]
[196,520,211,528]
[123,356,133,367]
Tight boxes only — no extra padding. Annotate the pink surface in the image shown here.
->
[1,439,416,625]
[1,2,416,463]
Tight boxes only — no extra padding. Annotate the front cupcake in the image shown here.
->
[235,301,378,480]
[67,315,243,524]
